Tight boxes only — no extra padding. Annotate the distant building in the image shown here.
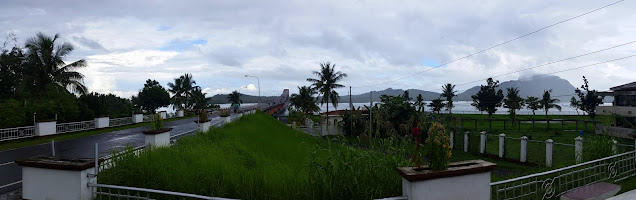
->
[319,109,368,136]
[596,82,636,138]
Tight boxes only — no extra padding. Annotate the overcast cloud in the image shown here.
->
[1,0,635,98]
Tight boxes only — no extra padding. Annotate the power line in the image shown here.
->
[352,0,625,88]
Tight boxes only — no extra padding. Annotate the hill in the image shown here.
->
[208,94,279,104]
[455,75,576,101]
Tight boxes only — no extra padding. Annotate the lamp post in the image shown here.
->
[245,75,260,110]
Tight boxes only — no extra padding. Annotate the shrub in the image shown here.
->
[150,114,164,130]
[198,109,208,122]
[219,109,230,117]
[0,99,26,128]
[424,122,452,170]
[583,134,615,162]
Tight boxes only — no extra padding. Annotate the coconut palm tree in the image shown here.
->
[167,74,199,110]
[306,62,348,135]
[290,86,320,115]
[167,77,185,109]
[191,87,209,110]
[227,90,242,106]
[526,96,540,116]
[570,96,580,115]
[24,32,88,95]
[441,83,457,114]
[415,94,424,112]
[503,87,525,125]
[540,90,562,120]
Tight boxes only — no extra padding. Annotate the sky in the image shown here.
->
[1,0,636,98]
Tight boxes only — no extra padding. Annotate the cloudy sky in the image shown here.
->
[1,0,635,98]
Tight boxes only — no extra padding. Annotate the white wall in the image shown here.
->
[35,121,56,136]
[94,117,110,128]
[22,166,94,200]
[402,172,491,200]
[145,131,171,147]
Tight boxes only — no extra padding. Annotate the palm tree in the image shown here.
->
[503,88,524,125]
[227,90,242,105]
[24,32,88,94]
[167,74,199,110]
[428,98,445,114]
[307,62,348,135]
[570,96,580,115]
[441,83,457,115]
[290,86,320,115]
[415,94,424,112]
[526,96,540,116]
[191,87,208,110]
[540,90,562,120]
[167,77,185,109]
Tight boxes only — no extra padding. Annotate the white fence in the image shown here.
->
[56,120,96,134]
[109,117,133,127]
[0,126,35,142]
[439,110,584,116]
[491,150,636,200]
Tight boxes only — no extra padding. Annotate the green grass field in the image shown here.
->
[0,115,194,151]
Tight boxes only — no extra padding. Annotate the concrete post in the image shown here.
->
[94,116,109,129]
[35,121,57,136]
[176,110,184,118]
[612,139,618,155]
[546,139,553,167]
[132,114,143,123]
[464,131,469,152]
[450,131,454,149]
[575,136,583,163]
[499,133,506,158]
[480,131,486,154]
[520,136,528,162]
[17,157,97,200]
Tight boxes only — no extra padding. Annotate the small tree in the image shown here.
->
[570,96,580,115]
[428,98,445,114]
[415,94,424,112]
[441,83,457,115]
[526,96,540,116]
[575,76,603,121]
[503,88,524,125]
[471,78,504,117]
[540,90,561,120]
[132,79,170,113]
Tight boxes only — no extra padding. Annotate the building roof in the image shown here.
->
[611,82,636,91]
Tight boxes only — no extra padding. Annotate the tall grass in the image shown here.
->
[100,112,410,200]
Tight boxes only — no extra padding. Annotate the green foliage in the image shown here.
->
[219,109,230,117]
[78,92,134,119]
[198,109,209,122]
[441,83,457,114]
[339,107,367,136]
[376,94,418,136]
[570,96,581,115]
[424,122,451,171]
[471,78,504,117]
[0,99,26,128]
[307,62,348,136]
[167,73,200,110]
[525,96,540,115]
[290,86,320,115]
[503,87,525,124]
[227,91,242,106]
[415,94,425,112]
[0,47,25,99]
[150,114,164,130]
[575,76,603,120]
[287,107,306,127]
[582,135,616,162]
[540,90,562,120]
[27,84,80,122]
[428,98,445,114]
[132,79,170,113]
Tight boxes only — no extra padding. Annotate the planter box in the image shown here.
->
[35,121,57,136]
[221,116,231,124]
[159,111,167,119]
[397,160,496,200]
[132,114,143,123]
[196,120,211,133]
[94,116,109,128]
[16,157,98,200]
[142,128,173,147]
[176,110,184,118]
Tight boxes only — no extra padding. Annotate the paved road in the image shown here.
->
[0,114,237,195]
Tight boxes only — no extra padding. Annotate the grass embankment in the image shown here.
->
[0,116,194,151]
[100,112,410,200]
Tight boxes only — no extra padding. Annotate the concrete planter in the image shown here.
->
[94,116,110,129]
[159,111,167,119]
[397,160,496,200]
[35,121,57,136]
[16,157,98,200]
[132,114,144,123]
[196,120,211,133]
[142,128,173,147]
[176,110,184,118]
[221,116,231,124]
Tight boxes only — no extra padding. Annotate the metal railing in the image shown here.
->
[0,126,35,141]
[490,150,636,200]
[89,183,236,200]
[110,117,134,127]
[56,120,95,134]
[142,115,152,122]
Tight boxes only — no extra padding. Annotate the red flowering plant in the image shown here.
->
[410,122,425,169]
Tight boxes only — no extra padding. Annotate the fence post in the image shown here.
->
[51,140,55,157]
[480,131,486,154]
[464,131,469,152]
[499,133,505,158]
[612,139,618,154]
[546,139,553,167]
[520,136,528,162]
[450,131,454,148]
[575,136,583,163]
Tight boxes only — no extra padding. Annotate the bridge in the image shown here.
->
[205,89,289,116]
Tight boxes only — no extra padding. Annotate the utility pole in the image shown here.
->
[350,86,352,135]
[369,91,372,136]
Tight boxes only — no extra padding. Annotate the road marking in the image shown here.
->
[108,135,137,142]
[0,161,14,168]
[0,181,21,189]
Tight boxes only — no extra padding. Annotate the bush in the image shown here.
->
[425,122,452,170]
[0,99,26,128]
[583,135,615,162]
[150,114,164,130]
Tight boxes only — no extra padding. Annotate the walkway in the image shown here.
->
[0,113,238,195]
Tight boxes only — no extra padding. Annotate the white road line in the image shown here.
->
[0,181,21,189]
[0,161,14,168]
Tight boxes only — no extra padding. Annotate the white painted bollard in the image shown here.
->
[520,136,528,163]
[450,131,454,148]
[35,121,57,136]
[499,133,506,158]
[94,116,110,128]
[464,131,469,152]
[480,131,486,154]
[546,139,553,167]
[132,114,143,123]
[575,136,583,163]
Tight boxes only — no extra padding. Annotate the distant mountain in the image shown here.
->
[341,88,441,103]
[208,94,279,104]
[455,75,577,101]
